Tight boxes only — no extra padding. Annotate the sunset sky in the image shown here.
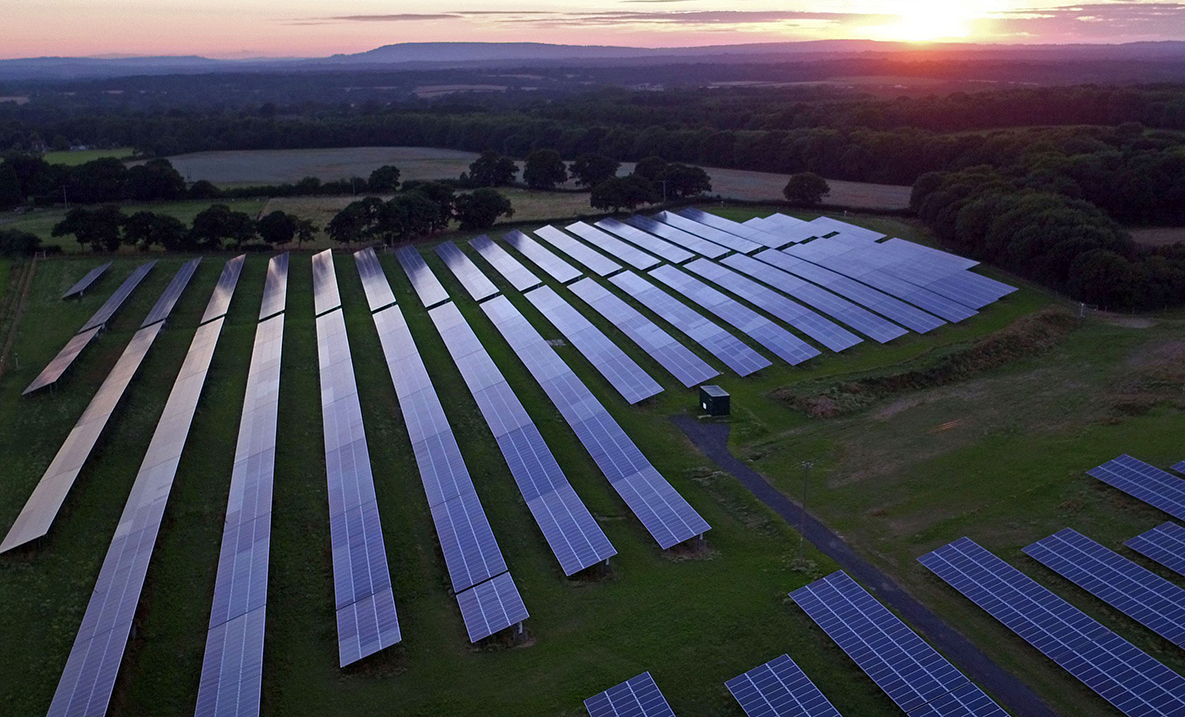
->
[4,1,1185,59]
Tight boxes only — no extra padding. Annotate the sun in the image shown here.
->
[871,4,981,43]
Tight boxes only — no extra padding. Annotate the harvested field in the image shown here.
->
[1130,226,1185,247]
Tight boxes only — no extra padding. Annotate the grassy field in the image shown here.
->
[0,208,1182,717]
[43,148,136,166]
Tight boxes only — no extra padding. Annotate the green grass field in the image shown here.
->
[0,209,1182,717]
[42,148,136,166]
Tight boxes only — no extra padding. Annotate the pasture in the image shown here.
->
[43,148,136,166]
[0,207,1181,717]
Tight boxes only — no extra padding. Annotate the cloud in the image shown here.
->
[982,3,1185,39]
[317,9,886,28]
[323,14,463,22]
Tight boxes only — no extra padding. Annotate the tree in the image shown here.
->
[467,150,518,187]
[633,156,668,181]
[326,198,384,245]
[367,165,401,193]
[453,189,514,230]
[0,162,21,210]
[522,149,567,190]
[189,204,256,249]
[67,157,129,204]
[124,211,183,251]
[52,206,126,252]
[590,175,658,212]
[659,163,712,199]
[383,193,440,242]
[570,153,620,188]
[403,181,455,232]
[124,158,186,201]
[257,210,298,247]
[189,180,221,199]
[0,228,42,256]
[783,172,831,206]
[293,218,318,248]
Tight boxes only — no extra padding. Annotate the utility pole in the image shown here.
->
[659,179,668,203]
[62,186,68,211]
[798,460,814,565]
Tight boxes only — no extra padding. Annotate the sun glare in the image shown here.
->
[871,4,981,43]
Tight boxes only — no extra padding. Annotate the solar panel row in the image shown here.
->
[196,306,285,717]
[535,225,623,277]
[684,259,862,352]
[62,262,112,300]
[202,254,247,325]
[568,278,718,388]
[353,247,397,312]
[141,257,201,328]
[80,260,156,332]
[395,246,450,308]
[594,217,694,264]
[481,295,710,549]
[48,311,232,717]
[257,253,289,321]
[726,653,842,717]
[746,215,821,245]
[1127,522,1185,578]
[436,240,500,301]
[653,210,765,253]
[920,537,1185,717]
[566,221,661,271]
[585,671,676,717]
[625,215,728,259]
[1088,454,1185,521]
[501,229,583,283]
[525,285,663,404]
[609,270,770,377]
[1024,527,1185,648]
[370,303,528,641]
[649,265,821,366]
[429,301,616,576]
[675,208,785,248]
[469,234,543,292]
[311,249,342,316]
[906,683,1008,717]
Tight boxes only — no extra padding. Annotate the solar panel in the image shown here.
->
[428,301,616,575]
[315,309,401,665]
[609,270,770,377]
[1024,528,1185,648]
[1174,460,1185,474]
[753,249,944,334]
[456,572,530,642]
[80,260,156,332]
[906,683,1008,717]
[653,210,764,254]
[566,221,661,271]
[352,247,397,312]
[789,571,973,713]
[1088,454,1185,521]
[919,537,1185,717]
[436,240,500,301]
[469,234,543,292]
[684,259,861,352]
[141,257,201,327]
[197,311,284,716]
[502,229,583,283]
[649,265,821,366]
[62,262,111,299]
[625,215,728,259]
[809,217,886,241]
[594,217,694,264]
[524,285,663,404]
[534,225,622,277]
[569,278,718,388]
[1127,523,1185,577]
[1,322,163,554]
[21,327,102,396]
[720,253,907,344]
[201,254,246,324]
[750,214,823,245]
[395,246,450,308]
[258,253,289,321]
[675,208,785,248]
[311,249,341,316]
[481,296,710,549]
[585,672,676,717]
[725,654,842,717]
[46,314,230,717]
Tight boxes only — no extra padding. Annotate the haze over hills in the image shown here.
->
[2,39,1185,80]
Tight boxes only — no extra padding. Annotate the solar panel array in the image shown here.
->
[625,215,728,259]
[1087,454,1185,521]
[482,295,709,549]
[141,257,200,328]
[535,225,623,277]
[353,247,397,312]
[1024,527,1185,648]
[315,307,401,665]
[429,301,616,576]
[610,270,770,377]
[905,683,1007,717]
[566,221,661,271]
[196,294,286,717]
[920,537,1185,717]
[257,253,289,321]
[675,208,786,248]
[649,265,820,366]
[1127,522,1185,578]
[789,571,994,714]
[720,253,907,344]
[370,303,527,641]
[725,654,842,717]
[684,259,861,352]
[62,262,111,300]
[47,308,233,717]
[585,671,676,717]
[469,234,543,292]
[395,246,450,308]
[525,286,663,404]
[653,210,766,253]
[202,254,247,325]
[502,229,583,283]
[436,240,500,301]
[746,215,823,245]
[753,249,944,334]
[594,217,694,264]
[569,278,718,388]
[311,249,341,316]
[80,260,156,332]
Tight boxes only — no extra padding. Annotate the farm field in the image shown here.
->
[1130,226,1185,247]
[0,208,1181,717]
[43,148,136,166]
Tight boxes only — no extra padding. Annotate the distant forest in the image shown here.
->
[3,75,1185,310]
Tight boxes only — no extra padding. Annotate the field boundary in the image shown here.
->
[0,256,39,377]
